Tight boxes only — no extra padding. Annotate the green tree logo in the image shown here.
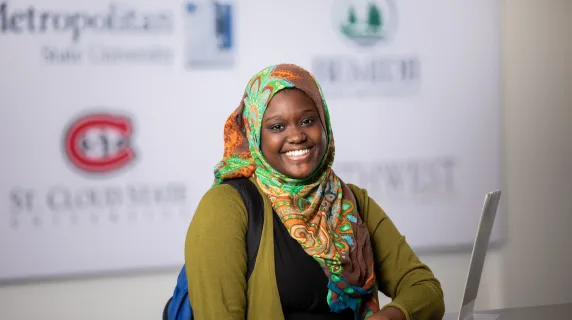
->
[336,0,396,45]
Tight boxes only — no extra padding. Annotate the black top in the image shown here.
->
[273,211,354,320]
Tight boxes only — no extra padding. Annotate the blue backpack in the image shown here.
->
[162,178,265,320]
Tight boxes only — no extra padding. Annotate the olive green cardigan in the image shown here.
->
[185,177,445,319]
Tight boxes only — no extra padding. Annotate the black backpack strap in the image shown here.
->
[162,297,171,320]
[223,178,264,281]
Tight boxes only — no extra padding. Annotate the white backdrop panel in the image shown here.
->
[0,0,502,282]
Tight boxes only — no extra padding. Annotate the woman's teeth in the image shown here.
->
[284,149,310,157]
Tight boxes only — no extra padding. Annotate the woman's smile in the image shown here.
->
[282,147,313,160]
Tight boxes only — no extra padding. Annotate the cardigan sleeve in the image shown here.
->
[184,183,248,320]
[348,184,446,320]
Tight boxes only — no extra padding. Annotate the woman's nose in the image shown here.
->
[286,129,306,144]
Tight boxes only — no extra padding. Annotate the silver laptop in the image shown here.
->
[447,190,502,320]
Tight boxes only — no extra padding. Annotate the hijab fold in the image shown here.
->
[213,64,380,319]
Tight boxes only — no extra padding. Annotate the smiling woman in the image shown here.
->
[260,88,328,180]
[183,63,445,320]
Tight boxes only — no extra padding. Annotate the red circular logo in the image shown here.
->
[63,112,136,174]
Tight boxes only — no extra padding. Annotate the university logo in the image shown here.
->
[0,2,175,65]
[333,0,397,47]
[63,111,136,174]
[311,0,419,97]
[183,0,235,67]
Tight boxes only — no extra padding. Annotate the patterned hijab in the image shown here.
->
[213,64,380,318]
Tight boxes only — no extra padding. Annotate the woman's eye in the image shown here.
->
[302,118,314,126]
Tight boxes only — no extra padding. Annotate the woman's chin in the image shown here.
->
[282,166,318,180]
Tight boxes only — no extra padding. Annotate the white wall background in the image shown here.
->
[0,0,571,318]
[0,0,502,281]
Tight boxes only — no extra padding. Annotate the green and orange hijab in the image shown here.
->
[213,64,380,318]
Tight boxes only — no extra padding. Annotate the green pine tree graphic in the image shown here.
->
[348,6,357,25]
[341,2,385,40]
[341,5,358,36]
[367,3,383,31]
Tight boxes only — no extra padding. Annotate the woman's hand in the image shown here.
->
[367,307,406,320]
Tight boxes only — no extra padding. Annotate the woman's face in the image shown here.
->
[260,88,327,180]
